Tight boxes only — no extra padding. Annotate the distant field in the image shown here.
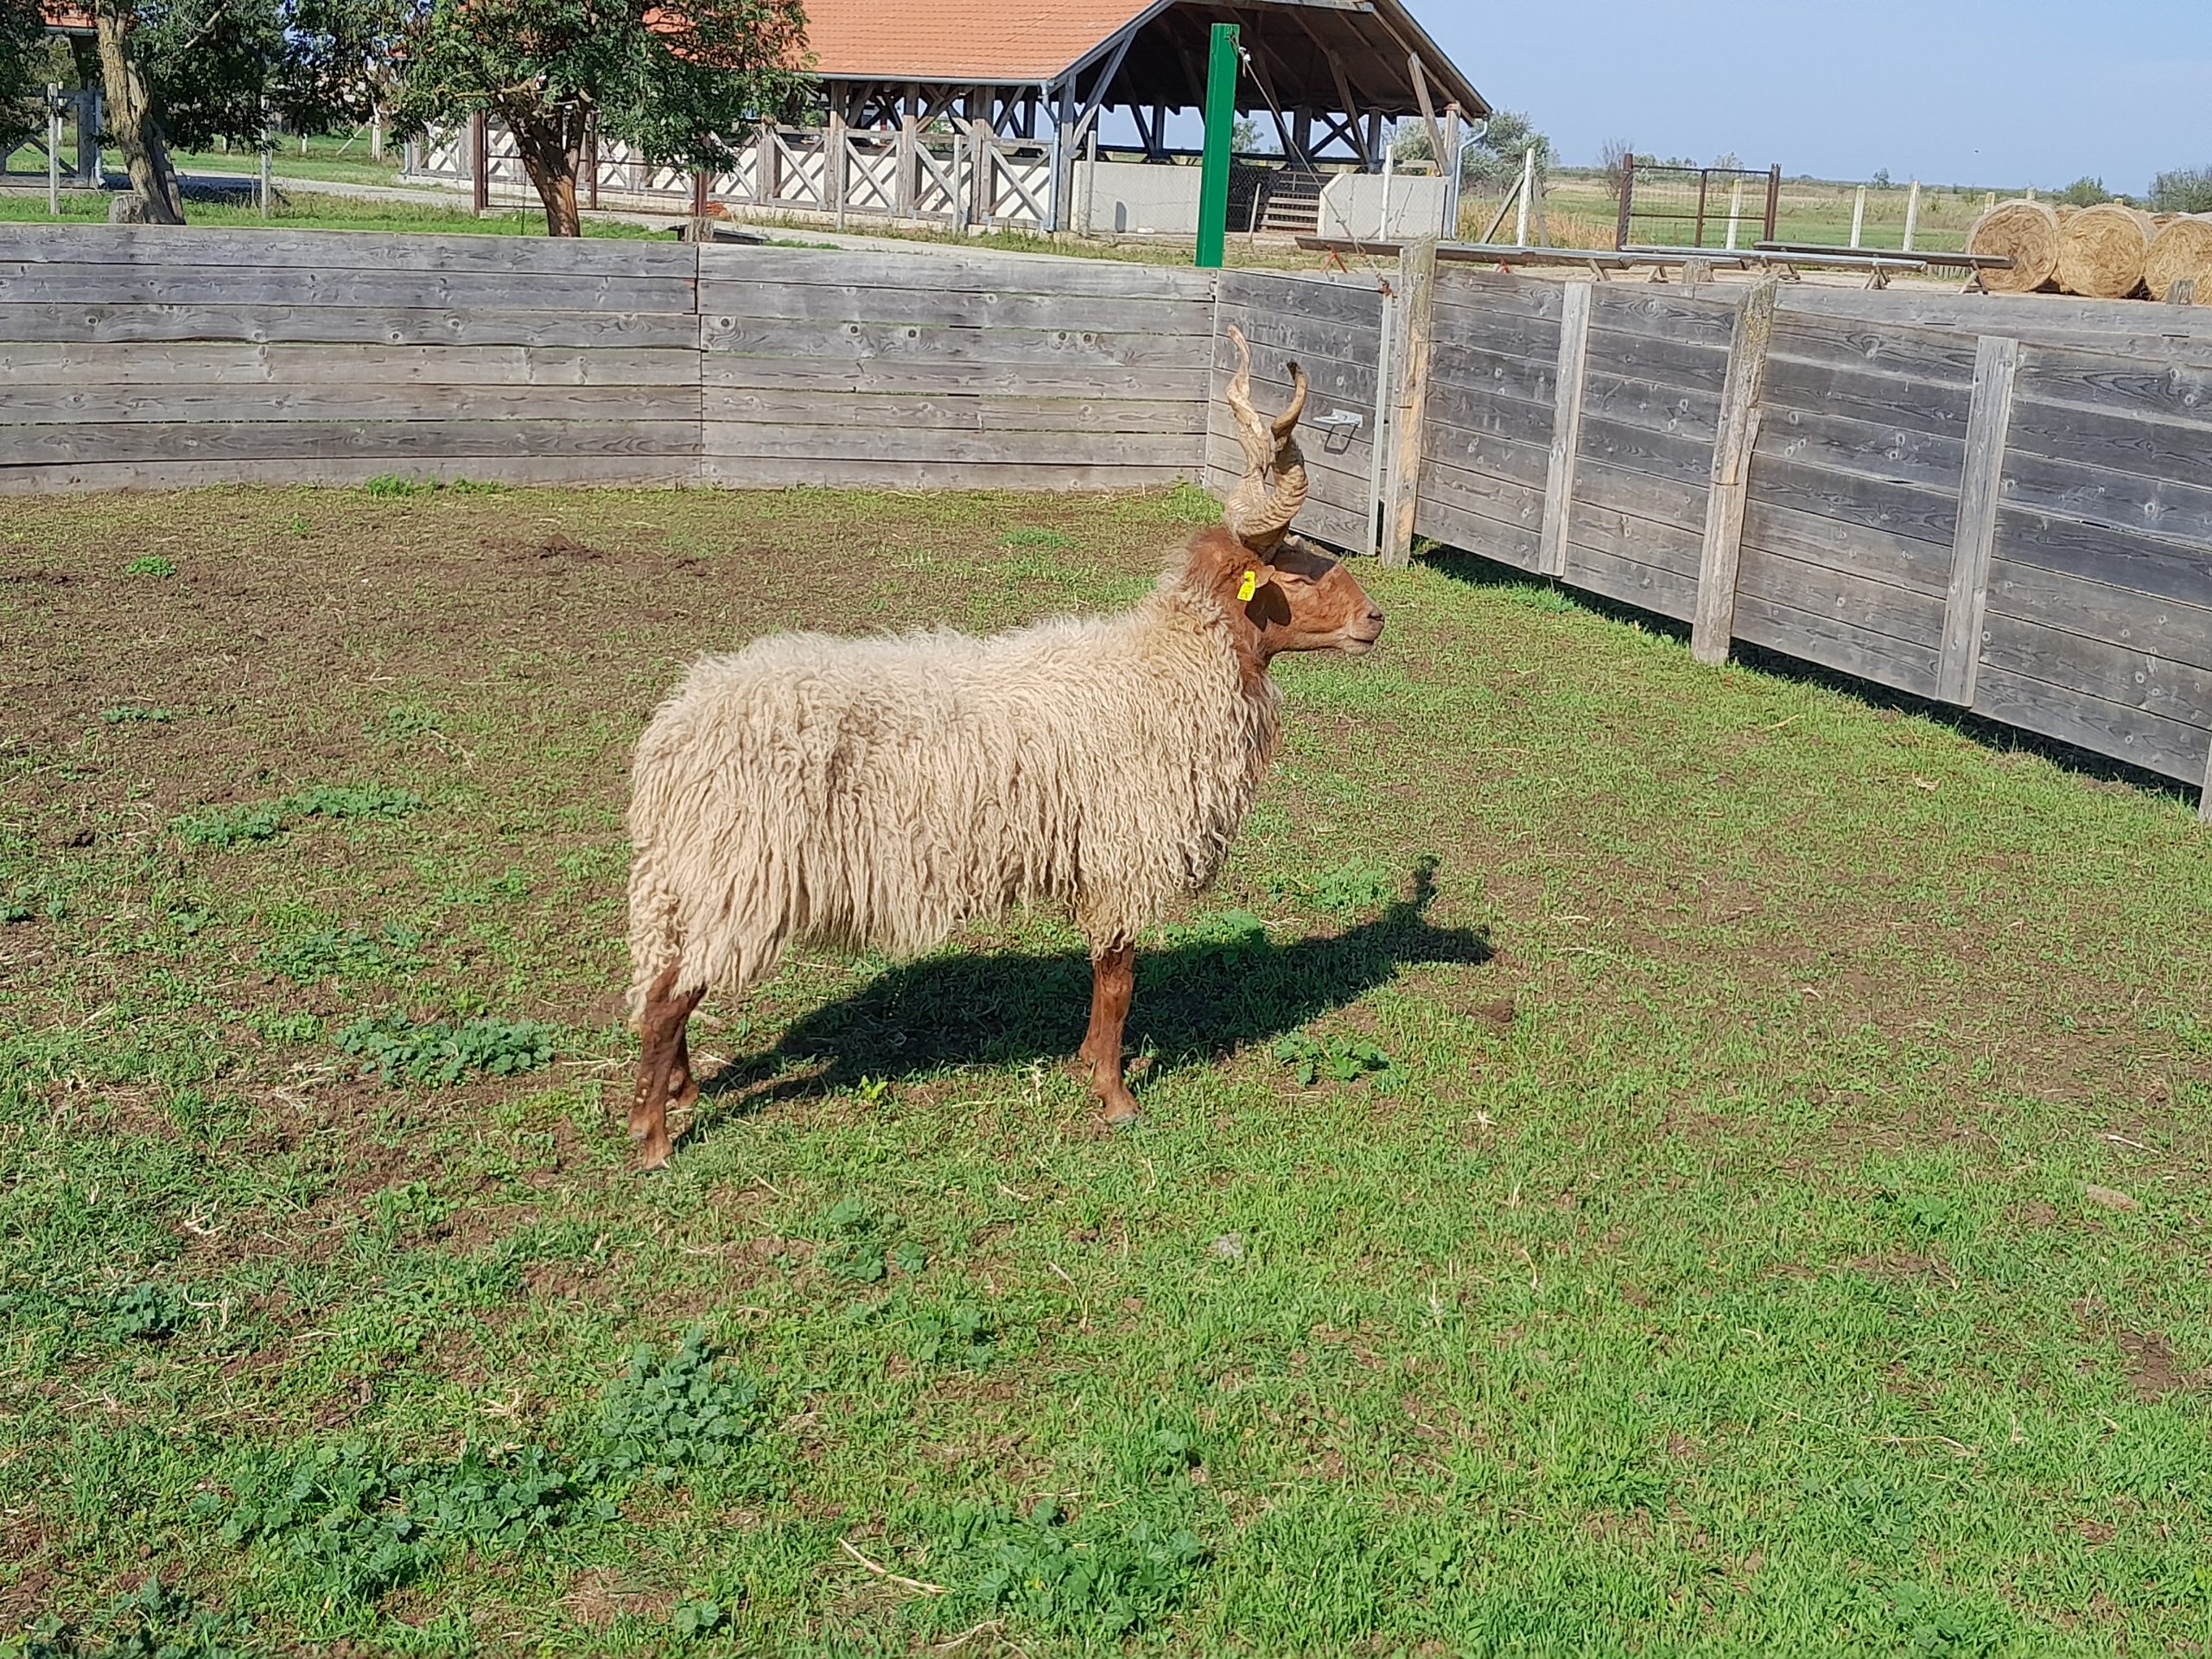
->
[1468,171,2014,253]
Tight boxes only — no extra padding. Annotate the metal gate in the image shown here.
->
[1616,161,1781,251]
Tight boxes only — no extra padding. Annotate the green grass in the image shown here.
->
[3,482,2209,1655]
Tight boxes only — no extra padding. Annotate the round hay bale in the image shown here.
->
[2056,202,2158,298]
[2145,215,2212,303]
[1968,199,2060,293]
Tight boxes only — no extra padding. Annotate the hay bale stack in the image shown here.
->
[1968,199,2060,292]
[2056,203,2158,298]
[2145,216,2212,302]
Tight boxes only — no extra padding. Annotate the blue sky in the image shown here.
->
[1417,0,2212,192]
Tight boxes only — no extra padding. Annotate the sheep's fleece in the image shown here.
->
[627,557,1281,1018]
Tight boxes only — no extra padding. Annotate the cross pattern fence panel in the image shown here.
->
[699,247,1216,490]
[0,225,703,493]
[1208,271,1386,556]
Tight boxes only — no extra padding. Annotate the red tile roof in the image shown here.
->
[801,0,1160,82]
[41,3,94,28]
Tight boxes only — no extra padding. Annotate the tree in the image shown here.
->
[86,0,385,223]
[1393,107,1553,191]
[391,0,811,237]
[2149,165,2212,213]
[0,0,46,156]
[1598,137,1631,204]
[2056,175,2108,207]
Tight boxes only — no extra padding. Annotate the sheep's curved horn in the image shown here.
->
[1223,326,1310,547]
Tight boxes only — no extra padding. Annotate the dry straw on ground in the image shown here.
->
[2056,202,2158,299]
[2145,215,2212,303]
[1968,199,2060,292]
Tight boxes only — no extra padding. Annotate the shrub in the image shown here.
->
[338,1014,556,1086]
[2149,165,2212,213]
[2056,176,2110,207]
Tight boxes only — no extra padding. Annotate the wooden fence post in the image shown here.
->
[1938,334,2019,706]
[1690,278,1778,664]
[2201,740,2212,824]
[1381,238,1438,568]
[1537,279,1592,580]
[470,111,488,214]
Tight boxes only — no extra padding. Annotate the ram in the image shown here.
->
[623,329,1385,1166]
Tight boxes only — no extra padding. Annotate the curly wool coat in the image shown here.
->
[626,539,1282,1018]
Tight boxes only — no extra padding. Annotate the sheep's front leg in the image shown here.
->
[1078,942,1141,1126]
[630,962,706,1170]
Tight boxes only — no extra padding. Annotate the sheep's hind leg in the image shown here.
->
[631,962,706,1170]
[1077,942,1141,1127]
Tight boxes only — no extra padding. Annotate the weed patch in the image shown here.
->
[1274,1032,1400,1089]
[172,785,420,849]
[338,1014,555,1086]
[594,1330,762,1479]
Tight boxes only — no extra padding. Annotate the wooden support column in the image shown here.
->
[1690,279,1779,664]
[1537,280,1593,580]
[828,109,849,230]
[1937,334,2019,706]
[470,111,488,214]
[895,113,917,219]
[1382,238,1439,568]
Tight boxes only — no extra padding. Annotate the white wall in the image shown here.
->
[1316,175,1451,241]
[1074,161,1204,237]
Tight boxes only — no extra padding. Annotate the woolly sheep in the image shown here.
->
[624,330,1384,1166]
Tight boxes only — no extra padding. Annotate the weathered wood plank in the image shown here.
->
[2000,448,2212,544]
[1432,268,1567,322]
[1218,270,1387,327]
[1730,590,1942,697]
[701,354,1211,400]
[1567,487,1706,576]
[1769,314,1982,385]
[1755,403,1968,493]
[1204,422,1373,499]
[1422,423,1553,490]
[1590,286,1742,351]
[1972,664,2212,781]
[1537,278,1592,580]
[1936,334,2019,706]
[696,281,1214,334]
[704,317,1207,371]
[0,453,703,493]
[0,302,701,349]
[1562,542,1700,620]
[0,340,701,387]
[1578,412,1717,487]
[1212,304,1382,384]
[2012,342,2212,433]
[0,419,700,467]
[706,423,1198,467]
[1427,339,1560,410]
[1738,545,1948,646]
[1579,368,1720,439]
[704,246,1218,301]
[1747,452,1960,546]
[1991,505,2212,613]
[701,455,1199,491]
[1425,300,1562,368]
[0,222,700,278]
[2003,391,2212,494]
[1777,283,2212,344]
[1422,380,1554,442]
[0,264,699,313]
[1980,611,2212,734]
[1763,353,1974,442]
[1740,497,1955,594]
[1574,455,1710,539]
[1693,280,1778,664]
[2,383,697,424]
[1986,557,2212,674]
[702,390,1203,435]
[1415,493,1544,569]
[1421,454,1545,534]
[1382,239,1438,568]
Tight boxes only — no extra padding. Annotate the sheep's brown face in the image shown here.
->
[1244,536,1386,658]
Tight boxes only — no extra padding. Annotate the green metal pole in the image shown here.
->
[1196,22,1238,268]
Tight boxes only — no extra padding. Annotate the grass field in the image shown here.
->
[3,483,2209,1656]
[0,188,666,239]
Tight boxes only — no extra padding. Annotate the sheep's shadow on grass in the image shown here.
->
[691,861,1490,1134]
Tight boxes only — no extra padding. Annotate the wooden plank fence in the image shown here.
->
[0,222,2206,811]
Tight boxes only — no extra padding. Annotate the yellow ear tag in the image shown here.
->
[1237,569,1259,602]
